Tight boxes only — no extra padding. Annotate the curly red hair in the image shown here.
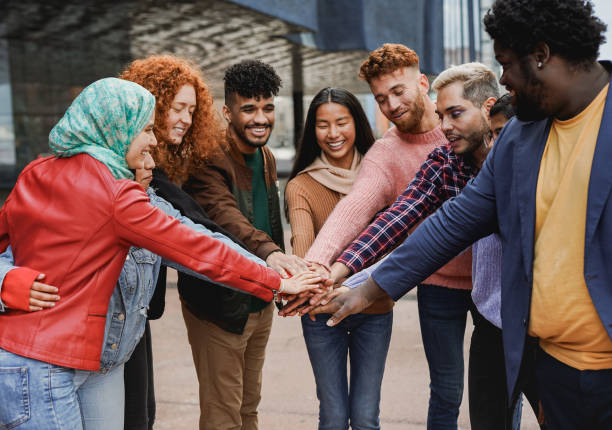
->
[119,55,224,185]
[359,43,420,84]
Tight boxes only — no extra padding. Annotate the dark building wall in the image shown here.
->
[1,0,133,187]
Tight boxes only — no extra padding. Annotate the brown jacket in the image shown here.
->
[183,137,284,260]
[179,136,284,334]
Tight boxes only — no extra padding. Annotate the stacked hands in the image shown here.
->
[265,252,337,318]
[28,253,374,327]
[268,253,371,325]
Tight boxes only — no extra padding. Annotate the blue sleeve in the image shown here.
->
[343,257,387,289]
[148,192,266,277]
[372,143,499,300]
[0,246,17,312]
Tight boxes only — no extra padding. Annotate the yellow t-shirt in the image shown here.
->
[529,84,612,370]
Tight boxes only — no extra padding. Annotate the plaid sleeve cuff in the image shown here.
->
[336,251,363,274]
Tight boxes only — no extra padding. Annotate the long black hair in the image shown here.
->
[287,87,375,183]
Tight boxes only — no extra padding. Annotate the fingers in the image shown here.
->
[296,303,317,316]
[278,295,309,316]
[309,299,342,317]
[295,290,334,316]
[319,287,347,306]
[30,289,60,301]
[28,297,56,310]
[299,273,324,283]
[28,279,60,312]
[307,262,331,278]
[308,291,328,307]
[30,281,58,294]
[322,278,334,288]
[297,287,337,315]
[29,292,59,311]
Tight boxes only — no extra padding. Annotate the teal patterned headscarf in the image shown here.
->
[49,77,156,180]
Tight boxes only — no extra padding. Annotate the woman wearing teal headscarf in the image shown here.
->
[0,78,320,430]
[48,77,156,180]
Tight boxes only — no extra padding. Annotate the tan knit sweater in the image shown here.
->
[286,173,394,314]
[285,173,343,258]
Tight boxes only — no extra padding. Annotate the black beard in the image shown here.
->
[514,60,549,122]
[515,92,549,122]
[233,124,270,148]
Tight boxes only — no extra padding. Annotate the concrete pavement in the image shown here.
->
[150,283,540,429]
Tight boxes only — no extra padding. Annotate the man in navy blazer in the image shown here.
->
[316,0,612,427]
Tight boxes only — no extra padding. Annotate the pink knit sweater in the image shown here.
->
[305,125,472,290]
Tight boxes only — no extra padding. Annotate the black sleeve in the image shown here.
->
[151,169,247,250]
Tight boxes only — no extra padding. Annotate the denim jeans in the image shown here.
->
[0,348,124,430]
[75,362,125,430]
[301,311,393,430]
[417,284,472,430]
[0,348,83,430]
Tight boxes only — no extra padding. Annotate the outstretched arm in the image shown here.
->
[335,147,464,276]
[304,157,395,267]
[321,148,499,325]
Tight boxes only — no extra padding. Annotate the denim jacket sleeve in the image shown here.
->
[148,190,267,277]
[0,246,17,312]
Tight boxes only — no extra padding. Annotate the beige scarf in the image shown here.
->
[300,148,362,195]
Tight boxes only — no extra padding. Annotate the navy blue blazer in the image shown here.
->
[372,63,612,396]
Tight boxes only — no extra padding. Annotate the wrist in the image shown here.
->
[265,249,283,261]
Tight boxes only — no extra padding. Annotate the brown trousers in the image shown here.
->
[181,301,274,430]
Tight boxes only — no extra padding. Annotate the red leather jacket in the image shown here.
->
[0,154,279,370]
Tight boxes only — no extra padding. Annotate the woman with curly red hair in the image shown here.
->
[120,54,222,185]
[119,55,254,429]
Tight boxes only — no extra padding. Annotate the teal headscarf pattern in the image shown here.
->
[49,77,156,180]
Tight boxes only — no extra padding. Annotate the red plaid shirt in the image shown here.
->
[337,144,480,273]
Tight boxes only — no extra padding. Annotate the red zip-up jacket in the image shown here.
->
[0,154,279,370]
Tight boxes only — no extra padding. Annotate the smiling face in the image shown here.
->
[223,93,275,154]
[126,113,157,169]
[314,102,356,169]
[436,81,490,155]
[369,67,426,133]
[494,42,549,122]
[165,84,197,145]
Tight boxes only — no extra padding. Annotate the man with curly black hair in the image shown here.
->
[182,60,309,430]
[315,1,612,428]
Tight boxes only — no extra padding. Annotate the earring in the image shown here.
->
[537,61,543,69]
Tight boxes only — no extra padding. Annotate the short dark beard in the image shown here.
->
[514,60,549,122]
[463,115,490,154]
[231,123,270,148]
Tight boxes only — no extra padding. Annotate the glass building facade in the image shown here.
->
[0,0,486,191]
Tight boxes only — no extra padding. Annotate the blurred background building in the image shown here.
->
[0,0,493,193]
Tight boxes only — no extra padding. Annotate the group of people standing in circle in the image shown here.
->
[1,1,610,430]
